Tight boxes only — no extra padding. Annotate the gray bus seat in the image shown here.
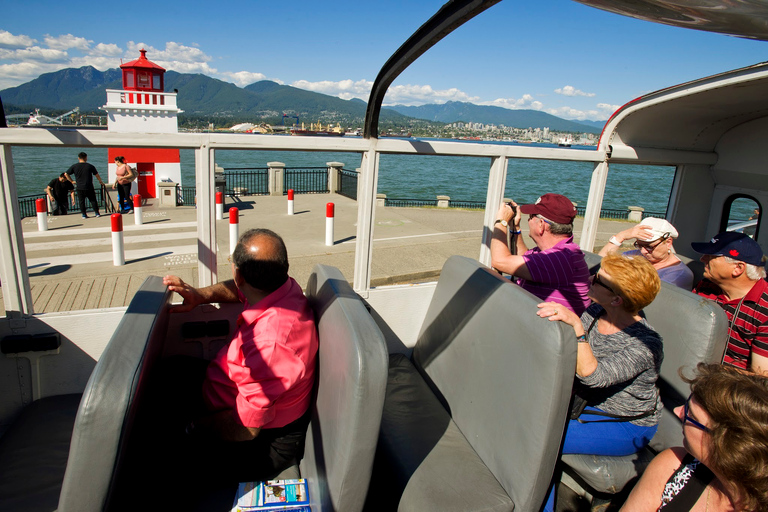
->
[0,276,171,512]
[562,280,727,495]
[369,255,577,511]
[301,264,389,512]
[58,276,171,512]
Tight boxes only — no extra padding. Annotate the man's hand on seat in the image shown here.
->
[164,275,205,313]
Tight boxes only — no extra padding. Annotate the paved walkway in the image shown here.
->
[4,193,636,313]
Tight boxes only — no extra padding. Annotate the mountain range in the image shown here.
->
[0,66,604,133]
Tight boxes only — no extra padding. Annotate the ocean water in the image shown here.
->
[8,141,678,215]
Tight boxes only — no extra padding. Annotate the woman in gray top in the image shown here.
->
[537,252,664,512]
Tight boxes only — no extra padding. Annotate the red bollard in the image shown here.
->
[36,198,48,231]
[215,191,224,220]
[287,189,295,215]
[229,207,239,255]
[133,194,143,225]
[326,202,335,246]
[111,213,125,266]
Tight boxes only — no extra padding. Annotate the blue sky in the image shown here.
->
[1,0,766,121]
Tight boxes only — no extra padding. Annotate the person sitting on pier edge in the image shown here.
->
[45,172,75,216]
[537,253,663,512]
[160,228,318,486]
[598,217,694,289]
[65,151,105,219]
[491,193,591,315]
[691,232,768,374]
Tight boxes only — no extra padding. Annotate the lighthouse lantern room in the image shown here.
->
[101,49,183,200]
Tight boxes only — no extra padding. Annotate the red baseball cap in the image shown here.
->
[519,193,577,224]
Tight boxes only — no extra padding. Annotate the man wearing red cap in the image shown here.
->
[691,231,768,374]
[491,193,591,315]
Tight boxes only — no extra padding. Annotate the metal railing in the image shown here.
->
[337,169,359,200]
[222,168,269,196]
[17,186,115,219]
[284,168,328,194]
[177,185,196,206]
[574,206,666,220]
[385,198,438,208]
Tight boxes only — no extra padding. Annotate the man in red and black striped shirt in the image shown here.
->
[692,232,768,374]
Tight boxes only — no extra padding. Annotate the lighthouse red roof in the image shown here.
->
[121,49,165,72]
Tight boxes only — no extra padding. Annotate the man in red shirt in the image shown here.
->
[162,228,318,478]
[691,231,768,374]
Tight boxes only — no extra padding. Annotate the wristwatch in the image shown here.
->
[495,219,509,228]
[609,236,622,246]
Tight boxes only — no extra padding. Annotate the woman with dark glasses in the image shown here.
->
[598,217,693,290]
[622,363,768,511]
[536,253,663,512]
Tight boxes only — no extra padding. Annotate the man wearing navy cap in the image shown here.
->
[492,193,591,315]
[692,231,768,373]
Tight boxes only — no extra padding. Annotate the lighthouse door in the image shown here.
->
[137,162,156,198]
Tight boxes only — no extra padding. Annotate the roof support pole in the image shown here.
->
[0,144,33,319]
[479,155,508,266]
[196,142,217,287]
[353,145,380,297]
[580,160,610,252]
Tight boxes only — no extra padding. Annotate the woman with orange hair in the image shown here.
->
[537,253,664,512]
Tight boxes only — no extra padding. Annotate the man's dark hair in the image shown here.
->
[78,152,87,160]
[232,228,289,293]
[59,173,67,179]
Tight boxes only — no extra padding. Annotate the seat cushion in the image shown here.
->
[374,354,513,512]
[0,394,82,512]
[561,449,655,494]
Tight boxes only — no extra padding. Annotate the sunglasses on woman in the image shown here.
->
[590,272,615,294]
[683,394,710,432]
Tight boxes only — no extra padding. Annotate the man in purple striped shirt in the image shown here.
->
[491,193,591,315]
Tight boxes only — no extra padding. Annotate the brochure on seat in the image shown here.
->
[231,479,311,511]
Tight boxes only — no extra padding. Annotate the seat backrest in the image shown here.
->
[302,265,389,512]
[412,255,577,511]
[643,280,728,450]
[57,276,171,512]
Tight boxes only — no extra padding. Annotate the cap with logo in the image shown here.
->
[690,231,765,267]
[519,193,577,224]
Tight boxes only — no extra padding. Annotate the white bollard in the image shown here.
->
[111,214,125,266]
[326,202,334,246]
[229,207,239,255]
[216,191,224,220]
[36,198,48,232]
[287,189,294,215]
[133,194,143,225]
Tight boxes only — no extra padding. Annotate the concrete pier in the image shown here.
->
[4,193,639,313]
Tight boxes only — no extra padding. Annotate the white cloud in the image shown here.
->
[0,30,36,49]
[0,62,63,89]
[121,41,218,75]
[384,84,479,105]
[221,70,270,87]
[554,85,595,97]
[91,43,123,57]
[44,34,92,51]
[0,47,69,63]
[480,94,543,110]
[291,78,372,100]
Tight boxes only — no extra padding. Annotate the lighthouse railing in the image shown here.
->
[104,89,179,109]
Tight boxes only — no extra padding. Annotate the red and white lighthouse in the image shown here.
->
[101,49,183,199]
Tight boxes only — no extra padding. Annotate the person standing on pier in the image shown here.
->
[491,193,591,315]
[45,173,75,215]
[66,152,105,219]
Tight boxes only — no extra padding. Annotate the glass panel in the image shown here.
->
[125,70,134,88]
[724,196,760,239]
[153,74,160,90]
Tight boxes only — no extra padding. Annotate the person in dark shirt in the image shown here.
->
[66,152,105,219]
[45,173,75,215]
